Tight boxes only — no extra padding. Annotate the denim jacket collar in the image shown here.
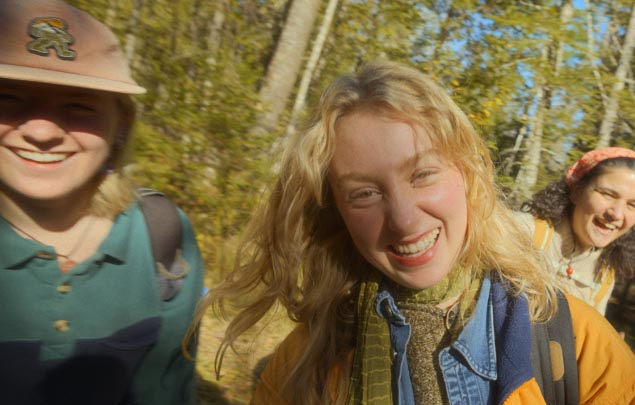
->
[375,274,497,381]
[450,275,497,380]
[374,274,498,405]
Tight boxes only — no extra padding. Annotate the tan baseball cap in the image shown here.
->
[0,0,146,94]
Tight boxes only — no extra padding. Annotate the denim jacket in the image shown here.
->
[375,274,535,405]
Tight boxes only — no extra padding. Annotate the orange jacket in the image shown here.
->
[253,294,635,404]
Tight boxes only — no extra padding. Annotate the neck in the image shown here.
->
[392,268,467,307]
[0,188,113,268]
[0,189,92,232]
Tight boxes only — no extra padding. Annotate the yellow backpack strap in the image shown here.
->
[593,264,615,308]
[533,218,554,251]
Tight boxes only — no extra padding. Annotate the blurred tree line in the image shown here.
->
[67,0,635,280]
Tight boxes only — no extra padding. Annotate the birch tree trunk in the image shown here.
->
[513,81,547,201]
[208,0,228,60]
[124,0,144,69]
[249,0,322,137]
[585,0,608,108]
[285,0,339,138]
[104,0,119,27]
[513,0,573,201]
[596,0,635,148]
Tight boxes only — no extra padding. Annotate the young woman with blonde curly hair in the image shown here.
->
[200,61,635,404]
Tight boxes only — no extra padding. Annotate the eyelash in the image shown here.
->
[0,93,23,105]
[66,103,97,112]
[350,189,380,200]
[412,169,436,185]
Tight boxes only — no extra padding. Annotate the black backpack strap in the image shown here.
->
[530,291,579,405]
[137,188,189,301]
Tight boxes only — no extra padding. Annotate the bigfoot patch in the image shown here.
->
[27,17,76,60]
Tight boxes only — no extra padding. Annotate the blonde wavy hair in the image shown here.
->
[197,60,558,403]
[87,95,136,218]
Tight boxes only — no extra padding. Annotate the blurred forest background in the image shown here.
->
[66,0,635,403]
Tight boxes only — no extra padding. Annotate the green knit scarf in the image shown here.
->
[346,269,477,405]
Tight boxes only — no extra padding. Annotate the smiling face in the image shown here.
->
[570,166,635,250]
[0,79,119,207]
[327,110,468,290]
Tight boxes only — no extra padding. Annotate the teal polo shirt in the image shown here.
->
[0,203,204,405]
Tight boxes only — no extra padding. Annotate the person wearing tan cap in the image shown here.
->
[516,147,635,316]
[0,1,204,404]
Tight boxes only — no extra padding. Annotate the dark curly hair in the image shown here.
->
[521,158,635,278]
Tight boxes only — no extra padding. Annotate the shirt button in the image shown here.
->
[57,283,72,294]
[53,320,70,332]
[36,251,56,260]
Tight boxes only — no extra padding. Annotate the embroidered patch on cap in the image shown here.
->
[26,17,76,60]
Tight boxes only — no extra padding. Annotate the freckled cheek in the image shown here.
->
[340,210,384,248]
[424,182,466,213]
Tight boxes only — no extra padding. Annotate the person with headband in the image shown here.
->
[0,1,204,403]
[196,61,635,404]
[518,147,635,315]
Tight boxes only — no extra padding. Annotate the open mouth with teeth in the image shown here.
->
[13,149,70,163]
[391,228,440,257]
[593,217,618,231]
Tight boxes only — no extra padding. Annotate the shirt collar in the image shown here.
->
[97,206,133,264]
[0,217,48,269]
[0,206,134,270]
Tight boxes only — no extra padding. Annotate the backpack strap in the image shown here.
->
[530,291,579,405]
[592,264,615,308]
[137,188,189,301]
[533,218,554,251]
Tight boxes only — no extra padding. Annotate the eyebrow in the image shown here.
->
[334,150,442,187]
[594,185,635,201]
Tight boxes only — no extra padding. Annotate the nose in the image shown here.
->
[18,117,66,146]
[386,193,420,235]
[605,201,625,222]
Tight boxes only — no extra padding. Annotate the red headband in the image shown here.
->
[566,147,635,188]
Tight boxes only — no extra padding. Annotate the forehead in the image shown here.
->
[592,166,635,183]
[330,111,449,175]
[335,110,435,147]
[592,166,635,185]
[583,166,635,201]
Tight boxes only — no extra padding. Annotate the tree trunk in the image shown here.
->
[513,82,547,202]
[585,0,608,108]
[596,0,635,148]
[208,0,229,60]
[105,0,119,27]
[502,103,531,177]
[249,0,322,137]
[513,0,572,201]
[124,0,144,69]
[285,0,339,138]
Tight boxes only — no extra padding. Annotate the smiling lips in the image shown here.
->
[393,228,440,256]
[593,217,619,236]
[388,228,441,268]
[594,218,617,230]
[14,148,70,163]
